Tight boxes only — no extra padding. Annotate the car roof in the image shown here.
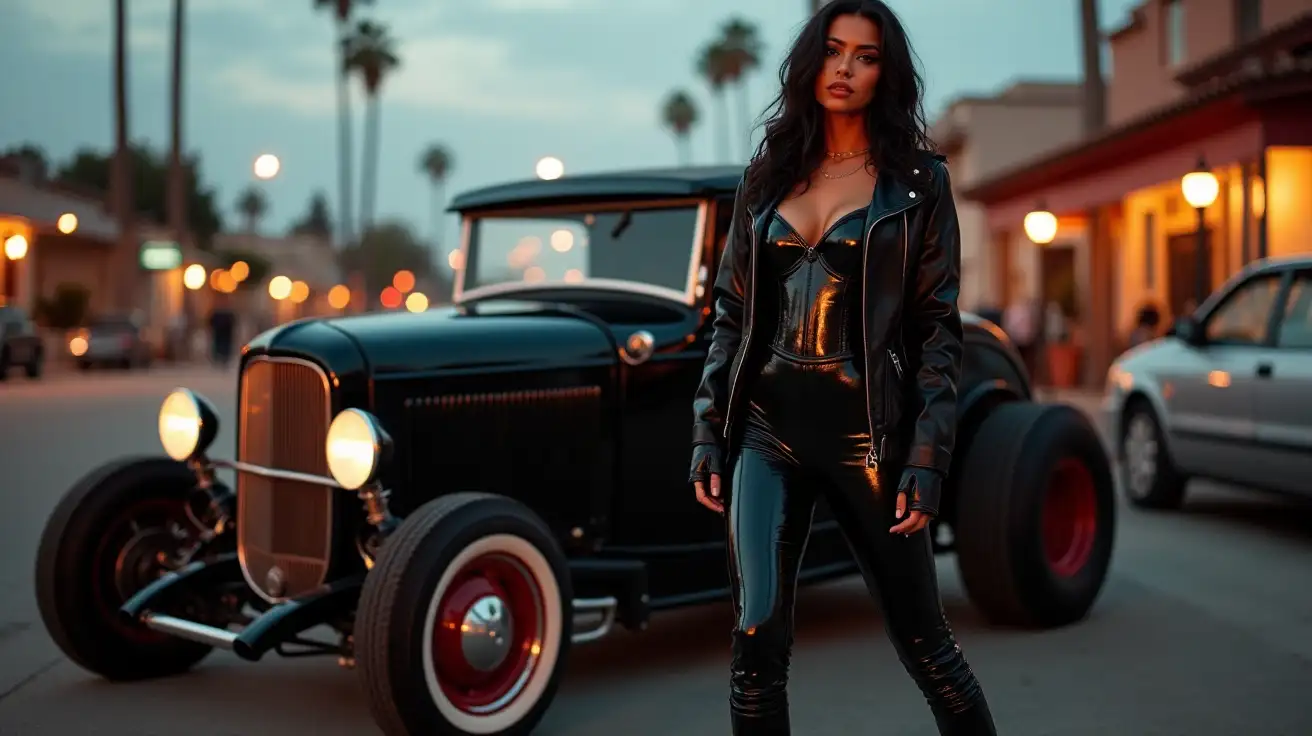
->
[449,165,743,212]
[1245,253,1312,276]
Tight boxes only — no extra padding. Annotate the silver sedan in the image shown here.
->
[1103,254,1312,508]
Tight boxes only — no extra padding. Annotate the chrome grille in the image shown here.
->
[237,356,334,602]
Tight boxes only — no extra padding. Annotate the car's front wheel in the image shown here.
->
[35,457,223,680]
[356,492,572,736]
[1120,400,1188,509]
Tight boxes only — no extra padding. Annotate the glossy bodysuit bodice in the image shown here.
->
[764,208,867,359]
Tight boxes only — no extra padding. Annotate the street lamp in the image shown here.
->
[535,156,564,181]
[183,263,207,290]
[57,213,78,234]
[1023,206,1058,245]
[254,153,281,180]
[4,234,28,260]
[1181,157,1219,305]
[268,275,292,300]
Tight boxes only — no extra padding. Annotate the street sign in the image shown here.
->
[140,241,182,270]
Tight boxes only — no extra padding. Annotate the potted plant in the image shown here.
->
[1044,275,1082,388]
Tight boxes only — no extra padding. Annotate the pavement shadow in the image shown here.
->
[1178,487,1312,543]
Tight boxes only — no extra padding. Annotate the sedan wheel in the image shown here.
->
[1119,403,1187,510]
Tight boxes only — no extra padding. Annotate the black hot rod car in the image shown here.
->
[36,165,1115,735]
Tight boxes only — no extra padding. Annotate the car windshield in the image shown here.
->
[459,203,703,304]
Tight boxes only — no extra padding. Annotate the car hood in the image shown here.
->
[321,300,618,375]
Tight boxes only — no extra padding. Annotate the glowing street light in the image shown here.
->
[1182,157,1219,304]
[392,269,415,293]
[328,284,351,310]
[4,234,29,260]
[57,213,78,234]
[290,280,310,304]
[183,263,207,290]
[229,260,250,282]
[1023,208,1058,245]
[269,275,292,300]
[254,153,281,180]
[405,292,429,313]
[535,156,564,181]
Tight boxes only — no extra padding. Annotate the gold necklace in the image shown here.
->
[826,147,869,161]
[820,158,870,180]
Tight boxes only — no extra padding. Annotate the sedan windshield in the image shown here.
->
[459,203,702,304]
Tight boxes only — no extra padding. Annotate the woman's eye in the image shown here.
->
[860,55,880,64]
[825,47,839,56]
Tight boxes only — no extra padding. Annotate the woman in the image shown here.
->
[688,2,997,734]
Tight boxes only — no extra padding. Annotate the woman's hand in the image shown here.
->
[889,466,942,535]
[690,443,725,514]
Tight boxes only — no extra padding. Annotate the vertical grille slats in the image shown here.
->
[237,357,334,602]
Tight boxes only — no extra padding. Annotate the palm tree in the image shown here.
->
[719,17,763,161]
[237,187,268,233]
[698,42,733,164]
[344,19,400,234]
[168,0,188,251]
[417,144,453,249]
[1079,0,1106,136]
[111,0,136,311]
[661,91,698,166]
[314,0,373,246]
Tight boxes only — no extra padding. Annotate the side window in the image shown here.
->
[1203,273,1281,345]
[1275,272,1312,349]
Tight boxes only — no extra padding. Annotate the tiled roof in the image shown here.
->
[0,175,119,241]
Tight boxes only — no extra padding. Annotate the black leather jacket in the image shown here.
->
[691,151,964,477]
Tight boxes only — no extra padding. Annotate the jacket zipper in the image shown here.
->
[862,203,919,470]
[722,208,757,441]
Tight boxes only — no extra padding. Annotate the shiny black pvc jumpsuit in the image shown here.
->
[725,208,996,735]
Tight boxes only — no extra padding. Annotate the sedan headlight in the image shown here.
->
[158,388,219,461]
[325,408,392,490]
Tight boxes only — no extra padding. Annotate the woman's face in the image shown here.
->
[814,13,883,114]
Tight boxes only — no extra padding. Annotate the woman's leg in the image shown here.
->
[823,463,997,735]
[726,443,817,735]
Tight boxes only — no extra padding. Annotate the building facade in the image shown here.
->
[961,2,1312,387]
[930,81,1087,312]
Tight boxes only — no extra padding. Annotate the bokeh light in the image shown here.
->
[214,270,238,294]
[229,260,250,282]
[523,266,546,283]
[535,156,564,180]
[69,335,88,357]
[4,234,28,260]
[328,284,351,309]
[268,275,292,300]
[392,269,415,293]
[405,292,429,313]
[254,153,281,180]
[290,280,310,304]
[550,229,574,252]
[380,286,403,309]
[209,268,227,291]
[57,213,78,234]
[564,268,584,283]
[448,250,465,270]
[183,264,206,290]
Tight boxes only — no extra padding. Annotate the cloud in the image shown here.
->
[208,34,660,128]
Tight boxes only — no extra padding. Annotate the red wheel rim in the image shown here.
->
[431,553,544,715]
[1042,458,1098,577]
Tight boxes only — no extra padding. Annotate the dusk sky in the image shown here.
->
[1,0,1140,265]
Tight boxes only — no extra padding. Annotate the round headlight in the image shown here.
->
[158,388,219,461]
[326,409,391,490]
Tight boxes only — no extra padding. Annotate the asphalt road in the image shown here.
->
[1,368,1310,736]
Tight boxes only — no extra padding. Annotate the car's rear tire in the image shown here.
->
[954,402,1116,628]
[35,457,218,681]
[356,492,572,736]
[1120,400,1188,509]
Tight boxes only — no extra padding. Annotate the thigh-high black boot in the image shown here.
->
[823,461,998,735]
[725,442,817,735]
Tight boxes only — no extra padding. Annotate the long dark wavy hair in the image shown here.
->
[743,0,934,208]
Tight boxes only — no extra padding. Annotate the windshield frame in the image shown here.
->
[453,197,709,308]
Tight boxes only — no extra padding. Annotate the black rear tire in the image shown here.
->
[954,402,1116,628]
[35,456,217,681]
[356,492,573,736]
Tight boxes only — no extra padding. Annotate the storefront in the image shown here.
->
[961,66,1312,388]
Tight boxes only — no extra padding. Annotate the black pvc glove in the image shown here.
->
[898,466,942,518]
[688,443,723,485]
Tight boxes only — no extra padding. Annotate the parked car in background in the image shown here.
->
[70,315,153,370]
[0,305,44,380]
[1105,254,1312,508]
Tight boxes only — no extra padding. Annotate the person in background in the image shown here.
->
[1127,302,1162,349]
[208,295,236,367]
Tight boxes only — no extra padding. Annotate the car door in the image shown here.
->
[1163,271,1283,485]
[1253,268,1312,497]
